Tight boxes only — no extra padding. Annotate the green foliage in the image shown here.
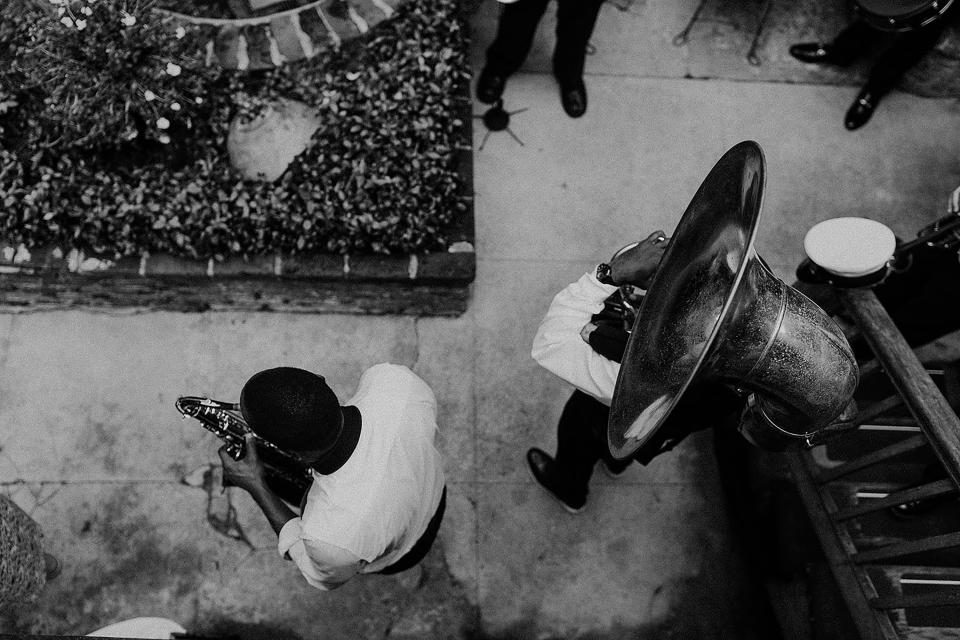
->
[0,0,470,259]
[3,0,220,150]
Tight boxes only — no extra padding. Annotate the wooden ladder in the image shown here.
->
[789,287,960,640]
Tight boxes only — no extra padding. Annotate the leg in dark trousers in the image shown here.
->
[865,20,947,96]
[485,0,552,77]
[552,0,605,83]
[828,20,881,64]
[552,390,616,501]
[844,17,947,128]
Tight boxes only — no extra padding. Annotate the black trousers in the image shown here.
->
[831,18,947,97]
[552,391,624,503]
[485,0,606,82]
[551,387,745,502]
[376,487,447,575]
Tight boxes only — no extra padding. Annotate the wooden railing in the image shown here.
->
[787,287,960,639]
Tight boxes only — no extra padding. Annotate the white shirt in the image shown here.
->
[531,268,624,406]
[276,364,444,590]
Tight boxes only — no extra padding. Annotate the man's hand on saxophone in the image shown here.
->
[219,432,299,538]
[218,433,267,494]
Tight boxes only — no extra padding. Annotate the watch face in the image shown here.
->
[597,263,614,284]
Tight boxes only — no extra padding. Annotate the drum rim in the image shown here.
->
[856,0,942,17]
[854,0,954,30]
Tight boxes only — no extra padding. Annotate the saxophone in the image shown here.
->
[175,396,313,503]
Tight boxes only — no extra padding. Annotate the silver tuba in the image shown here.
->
[608,141,859,457]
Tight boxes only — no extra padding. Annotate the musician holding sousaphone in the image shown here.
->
[207,365,446,590]
[528,141,860,514]
[528,231,748,513]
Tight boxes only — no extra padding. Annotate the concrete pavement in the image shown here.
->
[3,0,959,637]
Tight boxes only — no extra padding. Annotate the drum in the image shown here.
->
[854,0,955,32]
[801,217,897,287]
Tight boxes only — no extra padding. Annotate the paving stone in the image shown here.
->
[0,483,217,635]
[468,0,863,86]
[0,482,476,640]
[412,314,476,483]
[474,477,760,638]
[0,312,418,483]
[472,73,960,271]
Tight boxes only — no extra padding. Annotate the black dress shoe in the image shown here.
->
[526,448,586,513]
[845,90,878,130]
[558,78,587,119]
[789,42,853,67]
[476,66,507,105]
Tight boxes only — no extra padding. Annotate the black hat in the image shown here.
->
[239,367,343,455]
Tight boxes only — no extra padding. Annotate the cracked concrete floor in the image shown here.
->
[3,0,960,637]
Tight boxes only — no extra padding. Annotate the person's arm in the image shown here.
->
[278,531,365,590]
[218,433,295,535]
[531,230,669,404]
[532,268,621,403]
[219,434,365,589]
[247,483,296,535]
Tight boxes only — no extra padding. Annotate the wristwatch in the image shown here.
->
[596,263,616,286]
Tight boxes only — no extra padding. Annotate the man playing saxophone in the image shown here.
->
[218,365,445,589]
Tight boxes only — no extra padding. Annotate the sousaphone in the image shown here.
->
[608,141,859,457]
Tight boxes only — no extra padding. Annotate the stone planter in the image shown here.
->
[0,106,475,316]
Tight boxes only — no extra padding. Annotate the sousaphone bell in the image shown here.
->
[608,141,859,457]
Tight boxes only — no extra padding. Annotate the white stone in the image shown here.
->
[226,98,321,183]
[12,245,31,264]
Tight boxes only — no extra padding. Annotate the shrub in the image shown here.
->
[4,0,220,150]
[0,0,470,259]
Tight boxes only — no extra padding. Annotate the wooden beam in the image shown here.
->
[857,395,905,425]
[871,589,960,610]
[839,288,960,489]
[788,454,901,640]
[854,532,960,564]
[834,479,956,521]
[816,434,927,483]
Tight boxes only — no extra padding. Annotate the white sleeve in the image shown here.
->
[277,518,364,590]
[531,269,621,405]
